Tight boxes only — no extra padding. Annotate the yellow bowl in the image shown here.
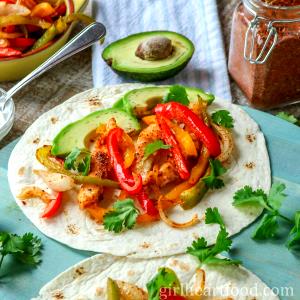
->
[0,0,88,82]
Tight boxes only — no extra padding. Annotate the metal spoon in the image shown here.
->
[0,22,106,112]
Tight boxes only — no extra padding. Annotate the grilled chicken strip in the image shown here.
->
[78,150,111,209]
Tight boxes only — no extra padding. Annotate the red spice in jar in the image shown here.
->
[228,0,300,109]
[261,0,300,6]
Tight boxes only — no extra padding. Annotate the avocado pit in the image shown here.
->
[135,36,173,61]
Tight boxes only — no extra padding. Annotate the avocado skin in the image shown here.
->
[180,180,208,210]
[111,97,124,110]
[102,31,195,82]
[108,58,192,82]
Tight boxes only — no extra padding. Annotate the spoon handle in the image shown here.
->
[6,22,106,100]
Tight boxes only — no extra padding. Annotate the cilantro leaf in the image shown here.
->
[211,110,234,128]
[3,234,24,254]
[211,228,232,255]
[276,112,298,124]
[64,147,81,169]
[186,228,240,266]
[205,207,225,229]
[252,213,279,240]
[144,140,171,160]
[232,186,269,210]
[77,156,91,175]
[186,237,210,262]
[286,211,300,250]
[0,232,42,270]
[267,182,286,211]
[163,85,190,106]
[103,199,139,233]
[203,159,227,189]
[146,267,180,300]
[233,183,287,212]
[15,233,42,265]
[232,183,289,241]
[203,256,242,266]
[64,147,91,176]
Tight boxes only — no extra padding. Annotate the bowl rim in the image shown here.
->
[0,0,88,64]
[0,89,15,141]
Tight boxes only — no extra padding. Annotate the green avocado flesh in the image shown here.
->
[102,31,194,82]
[180,180,208,210]
[107,278,120,300]
[113,86,215,117]
[51,108,140,156]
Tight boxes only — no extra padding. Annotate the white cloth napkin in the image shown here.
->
[91,0,232,100]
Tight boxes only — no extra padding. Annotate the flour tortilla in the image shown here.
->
[32,253,278,300]
[8,84,271,258]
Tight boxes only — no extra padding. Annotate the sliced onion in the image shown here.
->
[18,186,52,204]
[0,38,9,47]
[212,123,234,163]
[34,169,75,192]
[186,269,206,299]
[157,197,199,228]
[0,3,31,16]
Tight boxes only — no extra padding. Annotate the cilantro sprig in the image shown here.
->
[233,182,299,250]
[287,211,300,250]
[144,140,171,160]
[103,199,139,233]
[186,207,241,266]
[203,159,227,189]
[0,232,42,271]
[64,147,91,176]
[146,267,180,300]
[205,207,225,228]
[211,110,234,128]
[163,85,190,106]
[276,112,299,125]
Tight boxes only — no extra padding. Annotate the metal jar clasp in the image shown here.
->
[244,16,278,64]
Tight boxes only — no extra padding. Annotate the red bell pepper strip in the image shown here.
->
[56,3,66,16]
[160,288,187,300]
[107,127,142,195]
[10,37,35,48]
[0,47,22,58]
[41,192,62,218]
[155,102,221,157]
[0,0,16,3]
[43,16,53,23]
[3,25,16,33]
[26,24,40,32]
[136,189,158,216]
[156,114,190,180]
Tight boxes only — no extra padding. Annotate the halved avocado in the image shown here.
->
[112,86,215,117]
[102,31,194,82]
[51,108,140,156]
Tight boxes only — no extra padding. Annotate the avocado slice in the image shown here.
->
[107,278,120,300]
[113,86,214,117]
[180,179,208,210]
[51,108,140,156]
[102,31,194,82]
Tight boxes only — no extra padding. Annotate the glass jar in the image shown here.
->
[228,0,300,109]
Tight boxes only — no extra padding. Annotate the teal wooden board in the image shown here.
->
[0,107,300,300]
